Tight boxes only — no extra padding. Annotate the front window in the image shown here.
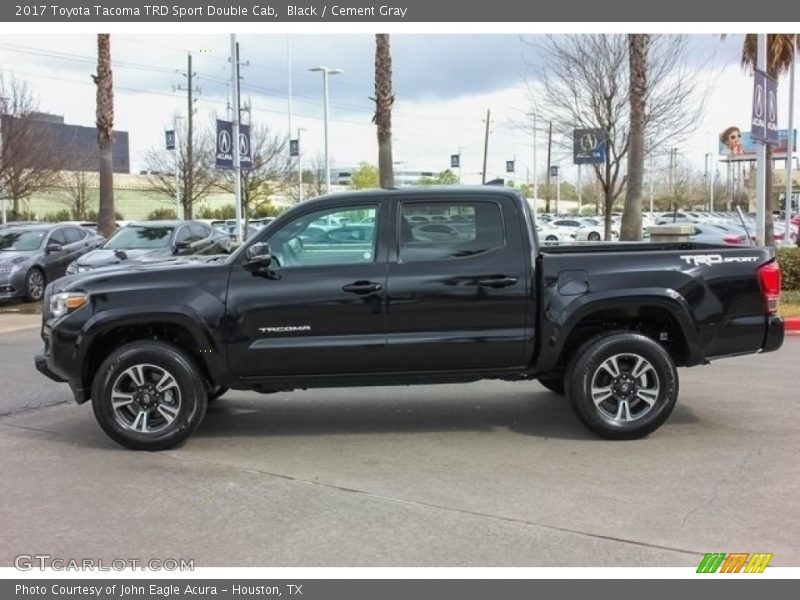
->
[267,206,378,268]
[104,225,174,250]
[0,230,46,251]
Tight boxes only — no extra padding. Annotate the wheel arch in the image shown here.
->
[536,290,702,375]
[78,307,227,402]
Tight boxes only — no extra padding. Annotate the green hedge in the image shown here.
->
[778,247,800,291]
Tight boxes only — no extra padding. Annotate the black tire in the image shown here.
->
[588,231,601,241]
[537,375,565,395]
[207,385,229,403]
[565,332,678,440]
[23,267,46,302]
[91,341,208,451]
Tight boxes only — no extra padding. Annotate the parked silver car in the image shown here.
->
[65,220,230,275]
[0,224,105,302]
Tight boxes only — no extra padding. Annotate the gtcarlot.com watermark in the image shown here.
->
[14,554,194,571]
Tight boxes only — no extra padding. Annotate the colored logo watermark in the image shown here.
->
[697,552,773,573]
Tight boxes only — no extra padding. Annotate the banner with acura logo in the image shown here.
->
[215,119,252,170]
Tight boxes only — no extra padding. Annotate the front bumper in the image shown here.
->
[0,271,24,299]
[762,315,785,354]
[34,322,89,404]
[34,349,64,383]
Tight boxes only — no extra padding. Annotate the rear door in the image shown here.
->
[225,200,390,377]
[384,194,530,371]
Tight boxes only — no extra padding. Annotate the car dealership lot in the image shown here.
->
[1,325,798,567]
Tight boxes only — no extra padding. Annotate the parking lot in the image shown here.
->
[0,319,798,567]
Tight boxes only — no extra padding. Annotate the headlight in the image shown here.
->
[65,262,78,275]
[49,292,89,319]
[0,266,12,274]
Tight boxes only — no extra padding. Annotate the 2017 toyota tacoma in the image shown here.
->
[34,187,784,450]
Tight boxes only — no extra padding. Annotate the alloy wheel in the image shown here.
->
[110,363,182,434]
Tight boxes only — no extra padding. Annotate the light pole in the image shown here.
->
[173,115,184,220]
[297,126,307,203]
[527,111,538,203]
[0,95,8,224]
[309,66,342,194]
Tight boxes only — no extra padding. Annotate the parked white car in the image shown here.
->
[574,217,620,241]
[536,224,573,245]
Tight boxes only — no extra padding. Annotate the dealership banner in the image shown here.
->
[718,129,797,161]
[4,0,800,21]
[215,120,252,171]
[573,128,606,165]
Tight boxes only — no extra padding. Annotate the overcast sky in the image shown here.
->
[1,33,792,185]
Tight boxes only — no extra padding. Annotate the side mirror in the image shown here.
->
[244,242,273,272]
[45,243,63,254]
[173,240,192,255]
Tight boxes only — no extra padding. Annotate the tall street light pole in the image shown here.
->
[309,66,342,194]
[230,34,243,243]
[0,95,8,224]
[756,33,767,245]
[786,34,796,239]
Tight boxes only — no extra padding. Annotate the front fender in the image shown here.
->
[78,305,228,384]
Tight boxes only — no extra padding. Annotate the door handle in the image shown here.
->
[477,276,518,289]
[342,281,383,294]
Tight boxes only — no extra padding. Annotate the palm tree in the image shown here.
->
[372,34,395,189]
[93,34,115,238]
[621,34,650,241]
[730,34,798,246]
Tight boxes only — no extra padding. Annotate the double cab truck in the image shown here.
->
[35,187,784,450]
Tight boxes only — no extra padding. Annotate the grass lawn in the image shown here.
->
[780,290,800,319]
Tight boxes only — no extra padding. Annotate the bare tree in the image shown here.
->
[56,151,98,220]
[372,33,395,188]
[142,118,217,219]
[621,34,650,241]
[93,34,115,238]
[219,123,293,227]
[0,74,63,218]
[525,35,709,239]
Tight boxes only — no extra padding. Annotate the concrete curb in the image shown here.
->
[786,317,800,335]
[0,314,41,334]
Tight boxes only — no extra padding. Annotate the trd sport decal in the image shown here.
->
[679,254,759,267]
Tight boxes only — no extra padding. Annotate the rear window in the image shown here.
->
[399,201,504,262]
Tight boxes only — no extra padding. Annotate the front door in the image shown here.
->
[226,202,388,378]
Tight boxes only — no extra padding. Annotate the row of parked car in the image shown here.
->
[0,214,359,303]
[3,208,798,303]
[534,210,800,247]
[0,219,244,302]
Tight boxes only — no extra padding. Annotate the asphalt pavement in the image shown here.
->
[1,323,799,567]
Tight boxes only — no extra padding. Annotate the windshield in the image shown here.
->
[0,230,46,251]
[104,225,174,250]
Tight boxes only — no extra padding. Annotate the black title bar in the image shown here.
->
[3,0,800,22]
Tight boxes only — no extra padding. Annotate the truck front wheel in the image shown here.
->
[566,333,678,440]
[91,341,208,450]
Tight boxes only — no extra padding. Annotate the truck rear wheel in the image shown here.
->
[566,332,678,440]
[91,341,208,450]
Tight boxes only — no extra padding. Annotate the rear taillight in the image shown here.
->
[757,261,781,315]
[723,235,745,245]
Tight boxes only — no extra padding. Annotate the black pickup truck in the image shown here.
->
[35,187,784,450]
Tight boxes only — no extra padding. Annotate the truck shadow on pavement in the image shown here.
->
[187,389,700,442]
